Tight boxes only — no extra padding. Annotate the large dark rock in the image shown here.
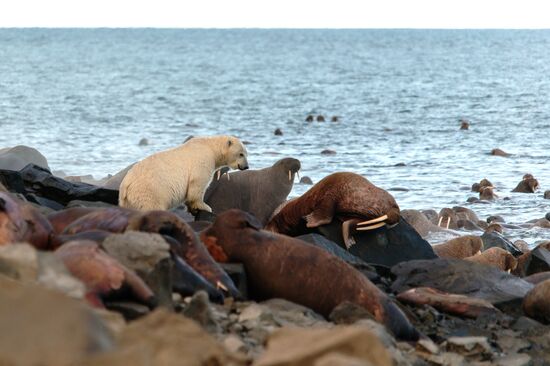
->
[296,233,379,281]
[0,164,119,208]
[314,217,437,267]
[515,246,550,277]
[391,258,534,305]
[0,145,50,171]
[481,231,523,257]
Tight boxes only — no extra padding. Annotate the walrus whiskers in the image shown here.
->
[357,214,388,226]
[356,221,386,231]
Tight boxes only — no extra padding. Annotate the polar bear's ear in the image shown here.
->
[227,139,233,147]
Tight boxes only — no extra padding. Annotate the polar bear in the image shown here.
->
[119,135,249,213]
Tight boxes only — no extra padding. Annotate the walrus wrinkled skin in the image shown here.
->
[0,192,53,249]
[201,209,419,341]
[55,240,156,308]
[432,235,483,259]
[465,247,517,272]
[204,158,301,225]
[522,279,550,324]
[127,210,241,299]
[59,207,239,300]
[265,172,400,248]
[47,207,102,234]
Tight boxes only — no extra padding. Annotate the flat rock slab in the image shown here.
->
[481,231,523,256]
[391,258,534,304]
[316,218,437,267]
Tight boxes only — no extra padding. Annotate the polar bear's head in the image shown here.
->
[225,137,249,170]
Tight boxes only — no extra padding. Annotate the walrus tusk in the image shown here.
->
[296,171,300,180]
[357,214,388,226]
[446,217,450,229]
[476,250,482,255]
[507,269,511,273]
[216,280,228,292]
[288,170,291,181]
[437,216,443,227]
[225,173,230,181]
[216,170,221,180]
[356,222,386,231]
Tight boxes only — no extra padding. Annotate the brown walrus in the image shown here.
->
[59,207,240,299]
[512,175,539,193]
[54,240,156,308]
[201,209,419,341]
[204,158,301,225]
[479,186,498,201]
[265,172,400,248]
[432,235,483,259]
[465,247,517,272]
[0,192,53,249]
[471,178,493,193]
[47,207,103,235]
[522,279,550,324]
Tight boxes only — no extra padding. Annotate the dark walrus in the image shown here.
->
[204,157,301,225]
[201,209,419,341]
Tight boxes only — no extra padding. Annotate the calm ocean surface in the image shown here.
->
[1,29,549,245]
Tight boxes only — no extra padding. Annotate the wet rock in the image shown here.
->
[274,128,283,136]
[397,287,499,318]
[391,258,534,305]
[523,279,550,324]
[481,231,523,256]
[320,149,336,155]
[329,301,376,324]
[254,325,392,366]
[544,190,550,199]
[138,138,149,146]
[491,148,511,157]
[315,217,437,267]
[0,275,113,365]
[102,231,172,307]
[299,176,313,185]
[514,245,550,276]
[295,233,378,281]
[0,164,119,207]
[182,290,221,334]
[85,309,247,366]
[0,145,50,171]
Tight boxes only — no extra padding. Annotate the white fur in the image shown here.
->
[119,135,248,212]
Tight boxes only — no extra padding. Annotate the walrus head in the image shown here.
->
[273,157,301,182]
[201,209,262,261]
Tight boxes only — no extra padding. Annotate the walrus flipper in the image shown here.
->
[304,204,334,228]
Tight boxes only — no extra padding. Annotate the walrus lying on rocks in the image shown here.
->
[201,209,420,341]
[204,158,301,225]
[465,247,517,272]
[265,172,400,249]
[432,235,483,259]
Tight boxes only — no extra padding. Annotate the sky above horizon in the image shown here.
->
[2,0,550,28]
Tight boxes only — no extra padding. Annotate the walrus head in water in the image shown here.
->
[512,176,539,193]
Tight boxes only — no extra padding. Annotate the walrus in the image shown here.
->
[522,279,550,324]
[201,209,419,341]
[432,235,483,259]
[204,158,301,225]
[491,148,511,157]
[55,240,156,308]
[471,178,493,193]
[465,247,517,272]
[47,207,103,234]
[0,192,53,249]
[512,176,539,193]
[459,120,470,130]
[479,186,497,200]
[60,207,240,299]
[265,172,400,249]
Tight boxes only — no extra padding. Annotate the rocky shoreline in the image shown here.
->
[1,145,550,365]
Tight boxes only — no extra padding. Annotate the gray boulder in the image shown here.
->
[0,145,50,171]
